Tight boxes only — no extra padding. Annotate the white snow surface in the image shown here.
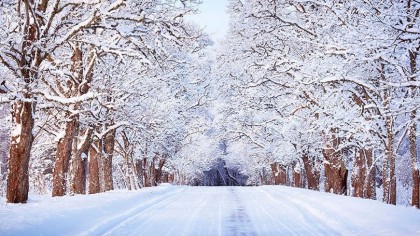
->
[1,185,420,236]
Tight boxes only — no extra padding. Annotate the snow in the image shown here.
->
[106,0,125,13]
[43,92,98,105]
[11,123,21,139]
[57,8,99,46]
[1,185,420,235]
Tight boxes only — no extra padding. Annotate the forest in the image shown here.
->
[0,0,419,209]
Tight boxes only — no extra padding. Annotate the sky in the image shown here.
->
[187,0,229,42]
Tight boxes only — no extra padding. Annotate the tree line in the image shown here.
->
[0,0,209,203]
[1,0,419,209]
[214,0,419,207]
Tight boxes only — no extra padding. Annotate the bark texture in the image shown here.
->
[270,163,287,185]
[150,160,156,187]
[302,154,321,191]
[409,110,419,208]
[135,159,143,187]
[6,4,40,203]
[89,138,102,194]
[6,101,34,203]
[103,129,116,191]
[386,115,396,205]
[154,157,166,186]
[70,128,93,194]
[293,166,303,188]
[323,130,348,194]
[409,48,419,208]
[351,148,376,199]
[52,117,78,197]
[382,86,396,205]
[143,158,150,187]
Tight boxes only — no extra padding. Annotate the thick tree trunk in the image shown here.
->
[293,166,302,188]
[323,130,348,194]
[71,154,87,194]
[103,129,116,191]
[5,1,44,203]
[89,138,102,194]
[52,117,78,197]
[70,128,92,195]
[323,158,348,195]
[6,100,34,203]
[352,148,365,198]
[302,154,320,191]
[270,163,287,185]
[270,163,280,185]
[155,158,166,184]
[364,149,376,199]
[352,149,363,198]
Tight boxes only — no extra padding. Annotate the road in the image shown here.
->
[2,185,420,235]
[81,186,420,236]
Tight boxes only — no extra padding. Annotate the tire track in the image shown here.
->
[258,187,350,235]
[237,187,300,235]
[80,187,187,236]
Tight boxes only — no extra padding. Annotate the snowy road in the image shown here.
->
[2,185,420,235]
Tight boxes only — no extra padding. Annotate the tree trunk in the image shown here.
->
[156,158,166,184]
[89,138,102,194]
[364,149,376,199]
[72,154,87,194]
[270,163,287,185]
[70,128,92,195]
[124,154,132,191]
[270,163,280,185]
[168,173,174,183]
[382,154,390,203]
[5,1,42,203]
[382,85,396,205]
[409,110,419,208]
[143,158,150,187]
[293,167,302,188]
[323,158,348,195]
[352,148,365,198]
[323,130,348,194]
[103,129,116,191]
[409,49,419,208]
[129,156,139,190]
[387,115,396,205]
[150,160,156,186]
[52,42,83,197]
[52,116,78,197]
[6,100,34,203]
[302,154,320,191]
[135,159,144,188]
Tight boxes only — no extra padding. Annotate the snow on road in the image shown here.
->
[1,185,420,235]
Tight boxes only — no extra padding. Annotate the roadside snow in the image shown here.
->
[1,185,420,235]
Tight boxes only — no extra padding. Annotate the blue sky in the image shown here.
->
[187,0,229,42]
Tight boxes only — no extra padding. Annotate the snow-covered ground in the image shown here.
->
[1,185,420,235]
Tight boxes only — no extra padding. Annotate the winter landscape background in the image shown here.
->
[1,0,420,235]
